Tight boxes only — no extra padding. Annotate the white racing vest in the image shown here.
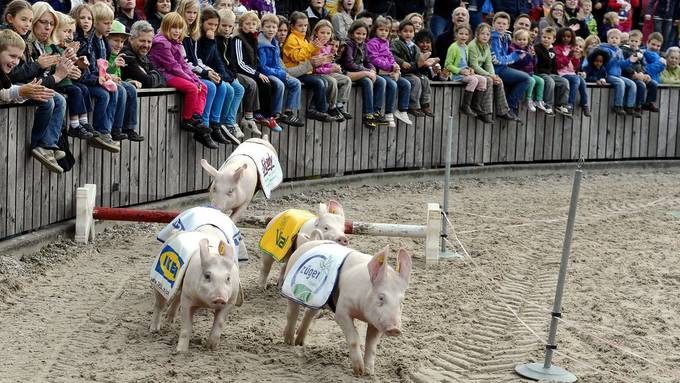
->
[156,206,242,262]
[227,140,282,198]
[149,231,224,300]
[281,243,353,310]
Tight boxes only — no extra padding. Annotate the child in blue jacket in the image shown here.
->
[490,11,531,119]
[643,32,667,84]
[258,14,303,128]
[600,28,638,117]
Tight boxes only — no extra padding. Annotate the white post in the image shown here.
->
[425,203,441,264]
[75,184,97,243]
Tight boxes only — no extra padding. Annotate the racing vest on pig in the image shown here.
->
[281,243,353,310]
[151,207,242,300]
[227,140,282,198]
[259,209,317,262]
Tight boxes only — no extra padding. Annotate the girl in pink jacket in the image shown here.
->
[149,12,209,137]
[311,20,352,121]
[554,27,590,116]
[366,17,413,127]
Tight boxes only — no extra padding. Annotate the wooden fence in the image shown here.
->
[1,83,679,241]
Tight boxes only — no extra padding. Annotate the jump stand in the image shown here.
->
[75,184,444,264]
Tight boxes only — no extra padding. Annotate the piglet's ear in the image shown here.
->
[318,203,328,215]
[233,163,248,182]
[367,245,389,285]
[327,200,345,217]
[199,238,210,270]
[308,229,324,241]
[396,248,412,285]
[201,159,219,178]
[219,240,235,267]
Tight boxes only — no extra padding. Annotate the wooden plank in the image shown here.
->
[457,110,467,164]
[498,122,508,163]
[14,108,28,232]
[147,95,158,201]
[506,118,517,162]
[622,109,633,158]
[599,88,611,159]
[6,107,18,235]
[40,166,51,227]
[335,116,346,174]
[490,119,501,163]
[474,115,485,164]
[656,87,669,157]
[101,141,112,207]
[523,110,534,162]
[156,95,167,198]
[48,162,58,225]
[578,92,591,159]
[647,89,659,156]
[120,131,131,205]
[665,87,678,157]
[0,108,8,237]
[166,94,180,195]
[552,112,563,160]
[429,85,443,168]
[560,113,571,160]
[296,117,307,178]
[303,119,315,177]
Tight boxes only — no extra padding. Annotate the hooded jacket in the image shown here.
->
[215,35,239,82]
[366,37,397,72]
[599,43,632,77]
[643,50,666,83]
[282,29,318,70]
[197,36,232,82]
[257,33,287,81]
[339,39,373,73]
[554,44,580,76]
[148,33,201,85]
[534,43,559,75]
[490,30,521,69]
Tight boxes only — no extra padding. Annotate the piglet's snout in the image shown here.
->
[336,236,349,246]
[384,327,401,337]
[212,297,228,307]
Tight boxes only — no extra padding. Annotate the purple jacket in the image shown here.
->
[313,44,335,74]
[339,39,374,73]
[149,33,201,85]
[366,37,396,72]
[508,42,536,75]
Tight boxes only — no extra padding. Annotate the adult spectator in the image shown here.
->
[513,13,532,30]
[491,0,531,21]
[539,1,567,34]
[434,6,469,64]
[115,0,143,32]
[305,0,330,33]
[564,0,589,39]
[144,0,175,31]
[645,0,680,50]
[430,0,461,38]
[121,20,167,88]
[364,0,395,18]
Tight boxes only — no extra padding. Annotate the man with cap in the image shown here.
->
[121,20,166,89]
[108,19,145,141]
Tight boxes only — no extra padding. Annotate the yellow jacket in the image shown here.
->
[282,29,319,70]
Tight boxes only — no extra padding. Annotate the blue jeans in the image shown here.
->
[269,75,302,113]
[201,79,226,125]
[88,85,117,134]
[607,75,636,107]
[633,78,658,105]
[357,76,386,114]
[429,14,451,39]
[27,93,66,149]
[57,83,91,116]
[114,82,138,131]
[381,74,411,113]
[495,66,531,112]
[298,74,328,112]
[220,79,245,125]
[563,74,588,106]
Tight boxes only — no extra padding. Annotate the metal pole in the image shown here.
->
[440,115,453,253]
[543,161,583,368]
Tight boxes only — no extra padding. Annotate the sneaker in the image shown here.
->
[90,134,121,153]
[630,107,642,118]
[363,113,378,129]
[231,122,245,138]
[81,123,99,138]
[111,129,128,141]
[555,105,571,117]
[337,106,352,120]
[328,108,346,122]
[193,131,218,149]
[527,100,537,112]
[582,105,591,117]
[373,112,389,125]
[536,101,550,113]
[421,106,434,117]
[221,124,241,145]
[240,118,262,136]
[31,147,63,173]
[280,111,304,127]
[209,124,231,144]
[53,149,66,161]
[408,108,425,117]
[306,109,329,122]
[479,113,494,124]
[613,106,626,115]
[393,110,413,125]
[123,129,145,142]
[254,113,269,126]
[267,117,283,132]
[67,125,93,140]
[498,111,521,122]
[642,102,659,112]
[385,113,396,128]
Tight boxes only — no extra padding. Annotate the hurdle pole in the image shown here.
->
[515,160,583,383]
[438,115,462,261]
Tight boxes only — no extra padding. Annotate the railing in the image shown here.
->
[0,83,678,241]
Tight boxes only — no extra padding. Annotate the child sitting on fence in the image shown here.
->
[660,47,680,84]
[621,30,659,113]
[467,23,516,124]
[366,17,412,127]
[584,48,609,84]
[415,30,449,81]
[257,13,304,128]
[509,28,550,114]
[600,28,638,117]
[149,12,212,145]
[643,32,667,85]
[444,25,488,118]
[338,20,388,129]
[390,20,435,117]
[107,20,145,141]
[310,20,353,121]
[46,11,95,140]
[554,27,590,117]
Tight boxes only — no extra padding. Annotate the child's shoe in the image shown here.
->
[373,112,390,125]
[209,123,231,144]
[527,100,537,112]
[337,105,352,120]
[279,111,304,127]
[393,109,412,125]
[221,124,241,145]
[328,108,346,122]
[232,122,245,138]
[267,117,283,132]
[385,113,396,128]
[81,123,99,138]
[363,113,378,129]
[67,125,94,140]
[111,128,128,141]
[613,106,626,115]
[582,105,591,117]
[536,100,550,113]
[123,129,145,142]
[421,104,434,117]
[193,131,218,149]
[408,108,425,117]
[642,102,659,112]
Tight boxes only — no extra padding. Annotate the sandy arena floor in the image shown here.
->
[0,166,679,383]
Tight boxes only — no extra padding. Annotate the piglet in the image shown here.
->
[150,238,240,352]
[282,240,412,376]
[259,200,349,289]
